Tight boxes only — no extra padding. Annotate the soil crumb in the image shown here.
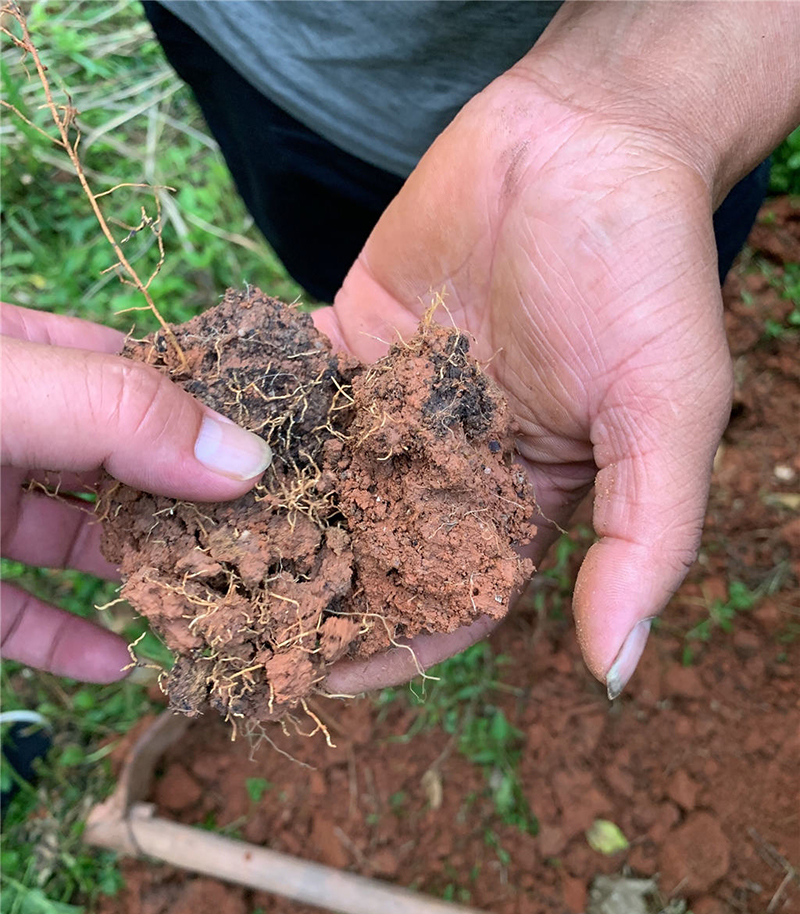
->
[100,289,535,722]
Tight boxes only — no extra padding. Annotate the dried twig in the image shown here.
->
[0,1,186,368]
[748,827,799,913]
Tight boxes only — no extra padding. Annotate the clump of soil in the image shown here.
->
[100,288,535,723]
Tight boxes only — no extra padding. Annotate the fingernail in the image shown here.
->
[194,415,272,480]
[606,618,652,700]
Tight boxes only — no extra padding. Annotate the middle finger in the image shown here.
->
[1,480,120,581]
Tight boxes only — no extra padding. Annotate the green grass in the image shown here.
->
[0,565,163,913]
[378,641,538,848]
[529,527,593,622]
[680,580,761,666]
[769,125,800,195]
[1,1,800,911]
[1,0,303,333]
[760,261,800,339]
[245,776,272,804]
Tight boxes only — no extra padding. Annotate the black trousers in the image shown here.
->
[144,2,770,303]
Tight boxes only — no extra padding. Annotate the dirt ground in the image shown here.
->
[100,198,799,914]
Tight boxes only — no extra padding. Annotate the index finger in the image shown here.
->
[324,615,499,695]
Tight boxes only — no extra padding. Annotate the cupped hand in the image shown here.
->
[0,303,272,683]
[317,70,733,697]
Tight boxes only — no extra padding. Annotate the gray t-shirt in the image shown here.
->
[160,1,562,177]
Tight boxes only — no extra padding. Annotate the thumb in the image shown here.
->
[1,336,272,501]
[573,349,733,698]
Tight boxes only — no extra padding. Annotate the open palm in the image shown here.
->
[319,74,733,697]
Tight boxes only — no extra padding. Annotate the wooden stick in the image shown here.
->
[86,802,485,914]
[85,713,485,914]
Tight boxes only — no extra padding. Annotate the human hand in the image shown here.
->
[317,2,800,697]
[0,303,272,683]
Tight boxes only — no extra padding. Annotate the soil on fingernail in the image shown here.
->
[99,288,535,723]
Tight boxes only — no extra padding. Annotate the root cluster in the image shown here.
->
[100,288,535,723]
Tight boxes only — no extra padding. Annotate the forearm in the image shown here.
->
[514,1,800,205]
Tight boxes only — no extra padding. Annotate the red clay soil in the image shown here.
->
[99,198,799,914]
[100,293,533,723]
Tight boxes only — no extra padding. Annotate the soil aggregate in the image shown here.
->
[100,289,535,723]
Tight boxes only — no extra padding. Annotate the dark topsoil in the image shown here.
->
[100,292,534,723]
[100,197,799,914]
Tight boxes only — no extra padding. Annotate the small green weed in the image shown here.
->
[0,877,85,914]
[776,622,800,649]
[388,790,407,812]
[775,261,800,305]
[769,126,800,195]
[461,710,537,833]
[682,581,760,665]
[483,828,511,866]
[245,777,272,804]
[379,643,537,842]
[763,311,800,339]
[585,818,629,855]
[757,260,800,340]
[440,883,473,904]
[529,529,593,621]
[198,812,244,839]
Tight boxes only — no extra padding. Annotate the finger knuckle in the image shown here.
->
[105,359,177,444]
[0,585,32,650]
[660,519,704,578]
[667,543,700,577]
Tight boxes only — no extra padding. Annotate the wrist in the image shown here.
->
[511,1,800,206]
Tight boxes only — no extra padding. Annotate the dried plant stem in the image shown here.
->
[0,1,186,369]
